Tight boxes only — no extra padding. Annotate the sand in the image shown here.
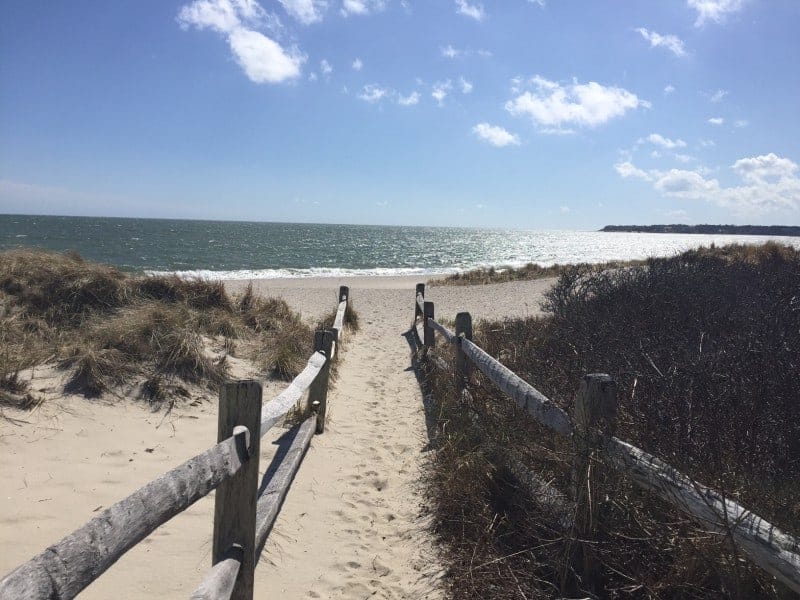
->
[0,275,554,598]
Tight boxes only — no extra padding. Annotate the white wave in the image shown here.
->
[145,266,462,281]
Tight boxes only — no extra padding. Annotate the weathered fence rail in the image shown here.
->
[0,285,353,600]
[411,283,800,595]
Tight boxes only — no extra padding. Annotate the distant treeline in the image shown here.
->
[601,224,800,236]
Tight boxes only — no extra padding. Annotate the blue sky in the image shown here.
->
[1,0,799,228]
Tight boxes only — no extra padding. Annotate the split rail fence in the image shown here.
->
[0,286,353,600]
[412,283,800,595]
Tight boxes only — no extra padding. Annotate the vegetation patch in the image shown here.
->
[432,259,646,286]
[425,242,799,598]
[0,249,313,405]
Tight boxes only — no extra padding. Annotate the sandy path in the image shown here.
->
[257,290,442,599]
[0,275,554,598]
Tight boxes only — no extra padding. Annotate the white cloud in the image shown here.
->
[675,153,694,163]
[277,0,327,24]
[732,153,798,183]
[441,44,461,59]
[688,0,747,26]
[614,161,652,181]
[664,84,676,95]
[528,0,546,7]
[635,28,686,57]
[341,0,385,16]
[647,133,687,149]
[459,77,473,94]
[472,123,520,147]
[227,28,304,83]
[178,0,303,83]
[710,89,728,103]
[505,75,646,131]
[699,138,715,147]
[708,117,724,125]
[734,119,749,128]
[320,58,332,75]
[664,209,688,218]
[358,83,389,102]
[615,153,800,214]
[351,57,363,70]
[432,80,452,106]
[559,205,570,214]
[398,91,420,106]
[455,0,485,21]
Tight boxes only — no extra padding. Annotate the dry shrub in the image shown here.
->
[60,348,133,397]
[426,242,799,598]
[0,249,127,325]
[261,320,314,380]
[0,250,311,403]
[434,259,645,286]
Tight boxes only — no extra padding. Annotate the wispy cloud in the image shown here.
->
[398,91,420,106]
[709,89,728,103]
[341,0,386,16]
[688,0,747,26]
[441,44,461,59]
[358,83,389,103]
[277,0,327,24]
[432,80,453,106]
[351,57,363,70]
[505,75,647,132]
[646,133,687,149]
[708,117,724,125]
[734,119,749,128]
[664,84,676,95]
[320,58,332,76]
[455,0,485,21]
[178,0,304,84]
[635,27,686,57]
[473,123,520,147]
[459,77,473,94]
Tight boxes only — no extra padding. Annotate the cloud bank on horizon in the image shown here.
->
[1,0,798,226]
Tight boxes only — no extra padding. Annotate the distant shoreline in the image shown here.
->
[601,224,800,237]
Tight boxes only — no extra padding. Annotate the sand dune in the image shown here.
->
[0,276,553,598]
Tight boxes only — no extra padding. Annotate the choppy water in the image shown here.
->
[1,215,798,279]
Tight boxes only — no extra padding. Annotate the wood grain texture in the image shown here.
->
[423,301,435,349]
[190,548,242,600]
[604,436,800,594]
[260,352,326,434]
[460,338,574,437]
[255,416,317,557]
[213,381,262,600]
[309,330,335,433]
[0,430,250,600]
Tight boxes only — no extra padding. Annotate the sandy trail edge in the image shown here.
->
[0,275,554,599]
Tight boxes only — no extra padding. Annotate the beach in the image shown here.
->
[0,274,554,599]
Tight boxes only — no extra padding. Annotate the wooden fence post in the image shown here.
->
[309,329,335,434]
[455,312,473,397]
[423,301,435,349]
[213,381,262,600]
[415,283,425,320]
[570,373,617,594]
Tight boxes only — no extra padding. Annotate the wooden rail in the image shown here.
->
[0,286,354,600]
[412,285,800,595]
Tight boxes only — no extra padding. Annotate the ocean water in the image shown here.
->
[1,214,798,279]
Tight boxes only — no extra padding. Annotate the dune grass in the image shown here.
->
[0,249,314,405]
[432,258,646,286]
[425,242,799,599]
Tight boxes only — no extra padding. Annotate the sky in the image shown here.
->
[1,0,799,228]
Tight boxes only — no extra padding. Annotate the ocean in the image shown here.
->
[2,214,798,279]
